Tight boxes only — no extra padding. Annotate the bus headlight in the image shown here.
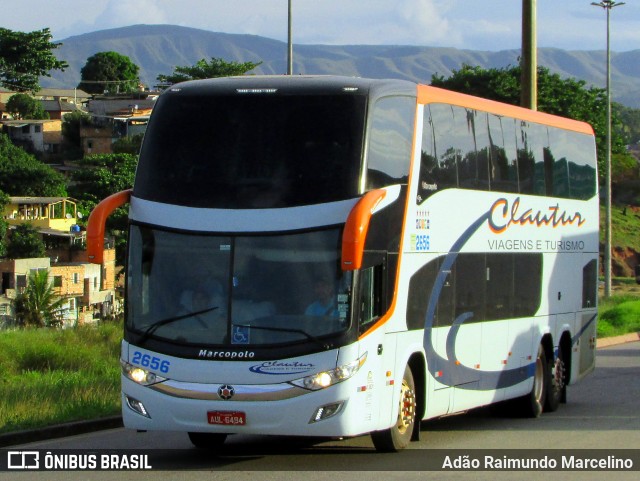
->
[121,360,167,386]
[289,352,367,391]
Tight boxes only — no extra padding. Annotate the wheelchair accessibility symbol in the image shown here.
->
[232,325,250,344]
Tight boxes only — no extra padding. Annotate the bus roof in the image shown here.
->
[164,75,417,100]
[163,75,594,136]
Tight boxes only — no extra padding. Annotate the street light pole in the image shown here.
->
[521,0,537,110]
[591,1,624,298]
[287,0,293,75]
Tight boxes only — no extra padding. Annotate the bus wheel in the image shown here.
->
[545,345,566,412]
[188,432,228,449]
[518,344,548,418]
[371,366,416,452]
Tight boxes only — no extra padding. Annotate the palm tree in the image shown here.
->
[13,270,67,328]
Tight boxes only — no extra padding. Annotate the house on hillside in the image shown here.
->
[3,196,85,253]
[35,88,91,105]
[40,99,83,120]
[1,196,118,327]
[4,197,80,232]
[0,251,117,327]
[81,93,155,155]
[1,119,63,158]
[0,87,89,120]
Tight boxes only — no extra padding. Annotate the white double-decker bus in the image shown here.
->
[88,76,598,451]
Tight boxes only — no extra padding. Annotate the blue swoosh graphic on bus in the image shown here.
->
[422,210,536,390]
[571,313,597,346]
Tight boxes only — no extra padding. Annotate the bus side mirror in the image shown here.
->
[86,189,132,264]
[341,189,386,271]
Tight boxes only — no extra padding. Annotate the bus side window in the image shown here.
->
[532,124,548,195]
[582,259,598,308]
[516,121,534,194]
[568,134,597,200]
[487,113,519,193]
[357,265,383,335]
[549,129,596,200]
[418,104,459,204]
[366,96,415,190]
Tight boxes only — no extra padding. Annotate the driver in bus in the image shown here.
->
[188,284,227,336]
[305,276,339,318]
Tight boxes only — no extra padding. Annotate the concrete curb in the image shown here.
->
[1,333,638,448]
[596,331,640,348]
[0,416,123,448]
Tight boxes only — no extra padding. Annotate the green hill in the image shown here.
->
[43,24,640,107]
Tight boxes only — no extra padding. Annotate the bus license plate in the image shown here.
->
[207,411,246,426]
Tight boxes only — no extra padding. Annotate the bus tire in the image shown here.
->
[188,432,228,449]
[518,344,548,418]
[371,365,416,452]
[545,344,566,412]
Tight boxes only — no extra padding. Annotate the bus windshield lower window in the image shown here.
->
[126,225,352,346]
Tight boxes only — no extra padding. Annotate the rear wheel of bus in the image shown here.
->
[545,343,566,412]
[519,343,549,418]
[371,365,417,452]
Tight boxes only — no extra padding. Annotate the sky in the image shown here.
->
[2,0,639,52]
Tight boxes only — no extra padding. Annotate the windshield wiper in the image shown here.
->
[232,323,332,349]
[137,306,219,345]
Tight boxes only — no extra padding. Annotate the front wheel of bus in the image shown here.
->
[371,366,416,452]
[188,432,228,449]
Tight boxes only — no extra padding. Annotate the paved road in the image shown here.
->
[3,341,639,480]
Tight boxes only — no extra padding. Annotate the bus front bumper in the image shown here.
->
[121,375,376,438]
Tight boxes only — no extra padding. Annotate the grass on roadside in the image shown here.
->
[597,278,640,338]
[0,322,121,434]
[598,294,640,338]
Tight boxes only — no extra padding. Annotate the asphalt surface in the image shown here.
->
[1,331,638,448]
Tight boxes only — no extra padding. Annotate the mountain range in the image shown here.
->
[42,24,640,108]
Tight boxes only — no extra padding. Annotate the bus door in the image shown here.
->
[576,312,597,379]
[575,255,598,381]
[355,260,397,429]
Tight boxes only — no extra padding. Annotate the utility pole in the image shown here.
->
[287,0,293,75]
[591,1,624,298]
[521,0,537,110]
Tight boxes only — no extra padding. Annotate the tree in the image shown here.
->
[78,51,140,95]
[6,223,46,259]
[68,153,137,265]
[156,57,261,86]
[61,110,92,159]
[13,269,66,328]
[69,153,137,205]
[0,133,67,196]
[430,64,627,182]
[615,103,640,145]
[5,93,48,120]
[112,133,144,155]
[0,27,68,92]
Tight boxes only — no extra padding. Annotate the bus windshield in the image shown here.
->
[135,92,366,209]
[126,225,352,346]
